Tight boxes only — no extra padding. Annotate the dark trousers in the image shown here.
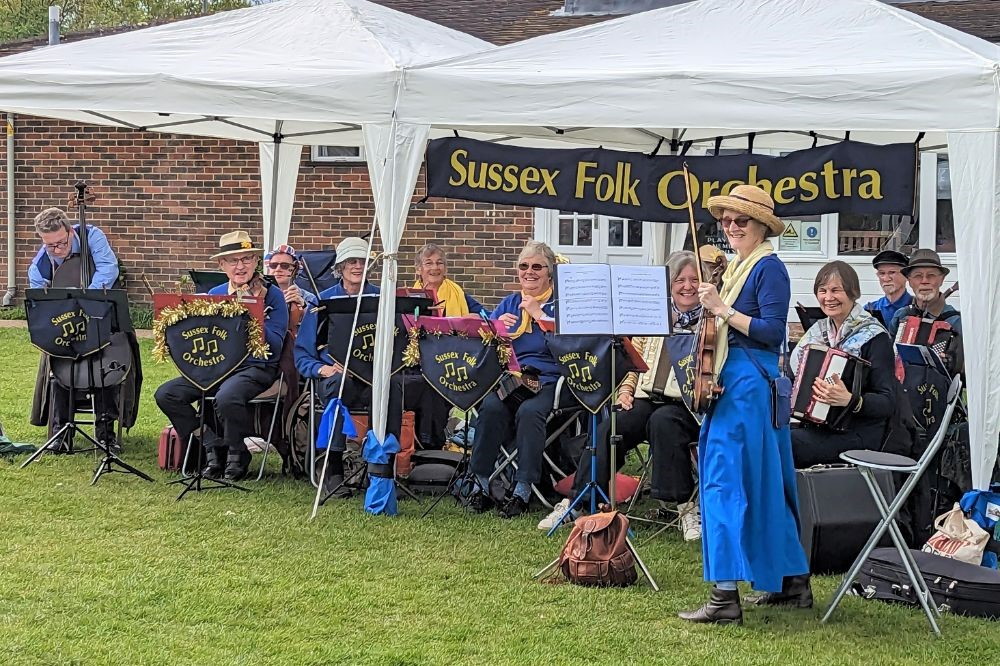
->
[470,382,575,486]
[572,398,700,502]
[401,372,451,447]
[316,372,403,452]
[155,364,278,453]
[791,424,881,468]
[50,383,120,442]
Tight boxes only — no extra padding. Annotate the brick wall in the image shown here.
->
[0,116,534,312]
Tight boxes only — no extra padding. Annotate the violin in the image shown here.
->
[683,164,723,413]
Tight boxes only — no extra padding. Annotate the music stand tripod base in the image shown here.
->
[170,472,250,501]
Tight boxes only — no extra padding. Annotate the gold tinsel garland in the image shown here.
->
[402,324,513,369]
[152,299,269,363]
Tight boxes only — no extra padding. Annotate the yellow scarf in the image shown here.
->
[712,240,775,378]
[508,286,554,339]
[414,278,470,316]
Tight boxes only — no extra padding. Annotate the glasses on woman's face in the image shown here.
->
[719,216,752,229]
[267,261,295,271]
[222,255,257,267]
[518,262,548,273]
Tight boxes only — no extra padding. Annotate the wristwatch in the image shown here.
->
[720,307,736,323]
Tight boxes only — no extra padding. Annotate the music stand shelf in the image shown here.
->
[21,287,152,484]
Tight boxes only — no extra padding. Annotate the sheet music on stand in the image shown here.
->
[554,263,671,337]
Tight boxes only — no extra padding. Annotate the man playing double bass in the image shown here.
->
[28,207,121,447]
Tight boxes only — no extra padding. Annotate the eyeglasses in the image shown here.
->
[518,262,548,272]
[221,255,258,267]
[267,261,295,271]
[44,235,71,251]
[719,216,753,229]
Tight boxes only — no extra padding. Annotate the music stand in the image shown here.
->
[154,294,265,500]
[794,302,825,332]
[314,295,433,504]
[21,287,153,484]
[398,314,515,517]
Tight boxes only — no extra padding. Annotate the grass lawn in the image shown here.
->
[0,326,995,665]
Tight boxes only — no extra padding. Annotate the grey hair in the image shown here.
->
[415,243,447,269]
[34,207,71,234]
[666,250,698,283]
[517,240,556,274]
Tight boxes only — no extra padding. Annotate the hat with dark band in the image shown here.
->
[706,184,784,237]
[902,248,950,277]
[872,250,909,269]
[211,230,262,259]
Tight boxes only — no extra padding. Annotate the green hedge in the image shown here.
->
[0,304,155,329]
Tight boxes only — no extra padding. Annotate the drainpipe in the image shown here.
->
[3,113,14,307]
[48,6,60,45]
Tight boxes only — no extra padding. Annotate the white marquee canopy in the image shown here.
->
[398,0,1000,487]
[1,0,998,487]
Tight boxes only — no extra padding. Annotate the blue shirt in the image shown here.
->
[492,292,562,385]
[294,281,380,379]
[865,291,912,328]
[208,281,288,367]
[28,224,119,289]
[726,254,789,353]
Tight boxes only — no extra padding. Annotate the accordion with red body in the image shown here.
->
[791,344,869,430]
[893,315,957,381]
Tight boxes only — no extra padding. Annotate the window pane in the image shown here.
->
[577,219,592,246]
[558,219,574,246]
[936,157,956,253]
[316,145,361,159]
[608,219,624,247]
[837,213,916,256]
[627,220,643,247]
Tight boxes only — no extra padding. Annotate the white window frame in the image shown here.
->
[310,145,366,163]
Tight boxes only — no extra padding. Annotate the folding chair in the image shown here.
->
[822,374,963,637]
[489,377,584,509]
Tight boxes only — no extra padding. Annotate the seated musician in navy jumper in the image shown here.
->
[293,236,403,498]
[789,261,896,468]
[154,230,287,481]
[465,240,575,519]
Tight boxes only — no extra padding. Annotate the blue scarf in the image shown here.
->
[791,303,885,372]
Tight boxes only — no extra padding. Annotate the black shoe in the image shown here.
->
[223,449,252,482]
[498,495,529,519]
[678,587,743,625]
[466,490,495,514]
[745,575,813,608]
[201,446,226,479]
[321,473,352,500]
[95,418,117,451]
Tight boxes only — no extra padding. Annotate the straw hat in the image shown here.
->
[706,184,783,237]
[902,248,950,277]
[211,230,262,259]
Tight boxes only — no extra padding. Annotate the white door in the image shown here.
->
[538,209,651,265]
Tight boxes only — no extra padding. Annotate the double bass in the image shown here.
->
[682,164,723,413]
[47,183,137,428]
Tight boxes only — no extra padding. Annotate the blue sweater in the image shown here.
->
[493,292,562,385]
[726,254,789,353]
[208,282,287,367]
[28,224,119,289]
[294,282,380,379]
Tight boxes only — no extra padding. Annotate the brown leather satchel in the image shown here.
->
[556,509,637,587]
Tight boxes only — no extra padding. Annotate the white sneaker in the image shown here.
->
[678,501,702,542]
[537,498,578,531]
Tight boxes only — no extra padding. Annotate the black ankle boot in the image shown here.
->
[678,587,743,625]
[745,574,813,608]
[224,448,252,481]
[202,446,226,479]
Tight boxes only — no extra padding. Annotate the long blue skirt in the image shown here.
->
[698,347,809,592]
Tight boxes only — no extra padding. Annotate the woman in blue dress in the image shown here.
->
[678,185,809,626]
